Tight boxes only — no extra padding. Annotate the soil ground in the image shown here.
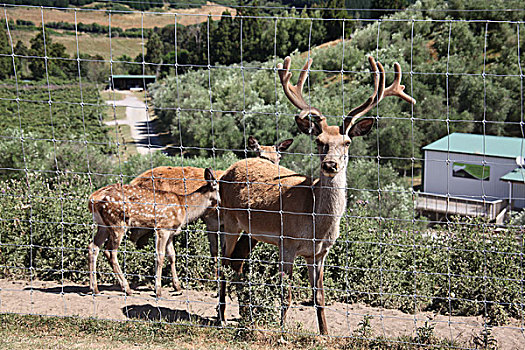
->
[1,279,524,349]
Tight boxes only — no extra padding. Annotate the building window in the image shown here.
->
[452,162,490,181]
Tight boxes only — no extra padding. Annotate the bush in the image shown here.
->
[0,170,520,325]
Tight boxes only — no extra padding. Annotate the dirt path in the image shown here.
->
[105,91,164,155]
[1,279,523,348]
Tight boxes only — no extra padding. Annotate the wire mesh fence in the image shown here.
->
[0,1,524,348]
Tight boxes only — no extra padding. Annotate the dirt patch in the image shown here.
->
[1,279,524,348]
[4,2,236,29]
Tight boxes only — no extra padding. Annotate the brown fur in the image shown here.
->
[87,169,218,297]
[218,55,415,335]
[127,138,293,273]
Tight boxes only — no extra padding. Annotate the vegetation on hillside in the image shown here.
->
[0,0,524,332]
[150,0,525,175]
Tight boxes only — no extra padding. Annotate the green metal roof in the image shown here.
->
[501,168,525,183]
[110,75,156,79]
[423,133,525,159]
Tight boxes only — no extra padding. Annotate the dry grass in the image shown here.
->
[106,123,137,157]
[100,90,127,101]
[0,313,461,350]
[9,29,143,60]
[4,2,236,29]
[105,105,126,122]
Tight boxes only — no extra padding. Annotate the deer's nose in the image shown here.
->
[322,160,338,173]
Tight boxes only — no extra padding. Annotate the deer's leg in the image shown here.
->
[230,233,258,274]
[165,228,182,292]
[203,210,220,279]
[306,255,328,335]
[279,247,296,327]
[218,214,242,324]
[88,225,110,295]
[105,225,132,295]
[154,228,170,297]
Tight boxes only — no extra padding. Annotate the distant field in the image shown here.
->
[10,30,143,60]
[4,2,236,29]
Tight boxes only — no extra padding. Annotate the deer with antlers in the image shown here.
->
[88,168,218,297]
[217,56,415,334]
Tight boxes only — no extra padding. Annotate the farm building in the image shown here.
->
[109,75,156,90]
[417,133,525,223]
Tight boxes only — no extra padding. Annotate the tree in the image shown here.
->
[238,1,265,62]
[29,30,71,80]
[322,0,354,41]
[371,0,411,18]
[210,11,240,65]
[14,41,29,78]
[0,25,12,79]
[145,33,164,75]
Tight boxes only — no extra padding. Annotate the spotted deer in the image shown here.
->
[88,168,218,297]
[128,136,294,272]
[217,56,415,334]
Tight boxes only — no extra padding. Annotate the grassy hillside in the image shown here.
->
[10,29,144,60]
[4,3,236,29]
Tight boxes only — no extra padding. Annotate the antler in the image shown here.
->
[383,62,416,104]
[344,56,416,133]
[278,56,328,132]
[347,56,385,118]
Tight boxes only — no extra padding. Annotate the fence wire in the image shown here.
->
[0,3,524,349]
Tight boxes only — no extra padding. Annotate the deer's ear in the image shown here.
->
[277,138,293,152]
[247,136,260,151]
[345,117,375,138]
[204,168,215,182]
[295,116,323,136]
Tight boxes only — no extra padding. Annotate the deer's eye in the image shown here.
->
[344,140,351,147]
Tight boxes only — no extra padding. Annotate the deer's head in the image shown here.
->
[248,135,294,165]
[202,168,219,204]
[278,55,416,177]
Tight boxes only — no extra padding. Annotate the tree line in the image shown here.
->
[1,0,523,174]
[149,0,525,175]
[12,19,148,38]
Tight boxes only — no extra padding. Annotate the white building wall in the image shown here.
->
[423,151,520,205]
[512,183,525,208]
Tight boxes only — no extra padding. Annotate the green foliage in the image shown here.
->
[28,30,73,80]
[1,0,524,333]
[416,318,437,345]
[145,33,164,75]
[0,170,521,326]
[0,82,109,147]
[232,246,283,329]
[346,159,404,199]
[0,173,95,281]
[148,0,525,174]
[472,324,498,349]
[0,26,13,80]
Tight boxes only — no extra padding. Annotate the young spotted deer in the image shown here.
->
[88,168,218,297]
[218,56,415,334]
[128,136,293,269]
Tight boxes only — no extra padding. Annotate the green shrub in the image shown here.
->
[0,172,521,325]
